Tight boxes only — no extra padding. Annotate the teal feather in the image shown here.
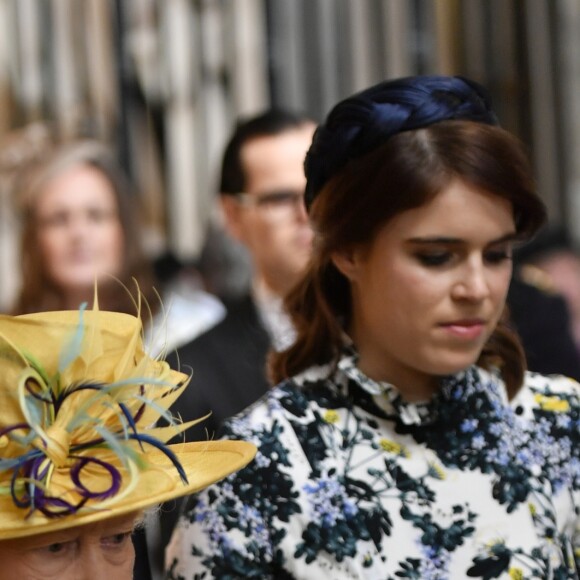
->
[58,302,87,374]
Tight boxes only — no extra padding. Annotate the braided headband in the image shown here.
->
[304,75,498,209]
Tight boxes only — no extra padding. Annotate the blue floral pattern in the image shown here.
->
[166,357,580,579]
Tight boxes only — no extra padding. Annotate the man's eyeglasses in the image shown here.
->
[235,190,306,218]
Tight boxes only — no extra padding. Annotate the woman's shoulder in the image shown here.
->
[221,362,340,438]
[521,370,580,395]
[512,370,580,414]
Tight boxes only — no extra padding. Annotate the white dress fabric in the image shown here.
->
[166,354,580,579]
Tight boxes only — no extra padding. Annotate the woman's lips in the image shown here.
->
[440,320,485,340]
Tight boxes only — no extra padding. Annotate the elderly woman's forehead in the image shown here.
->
[1,511,141,549]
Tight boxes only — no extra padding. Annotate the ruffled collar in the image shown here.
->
[336,352,507,426]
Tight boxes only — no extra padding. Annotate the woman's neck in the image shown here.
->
[61,288,94,311]
[350,331,441,403]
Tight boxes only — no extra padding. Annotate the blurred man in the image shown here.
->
[171,109,316,438]
[150,110,316,575]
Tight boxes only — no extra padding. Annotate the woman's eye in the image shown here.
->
[47,542,66,553]
[88,208,116,223]
[416,252,451,266]
[101,531,132,549]
[35,540,74,556]
[39,213,68,229]
[485,249,512,264]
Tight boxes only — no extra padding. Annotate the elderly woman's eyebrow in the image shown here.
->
[9,531,77,551]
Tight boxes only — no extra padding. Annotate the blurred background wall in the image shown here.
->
[1,0,579,310]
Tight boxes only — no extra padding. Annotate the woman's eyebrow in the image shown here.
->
[406,232,518,245]
[406,236,463,245]
[23,532,77,549]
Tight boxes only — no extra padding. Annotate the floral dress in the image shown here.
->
[165,355,580,579]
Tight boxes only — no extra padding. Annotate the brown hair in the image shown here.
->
[13,140,158,317]
[270,121,547,397]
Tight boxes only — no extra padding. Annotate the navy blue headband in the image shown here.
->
[304,75,499,209]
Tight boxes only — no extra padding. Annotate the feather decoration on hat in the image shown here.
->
[0,302,202,518]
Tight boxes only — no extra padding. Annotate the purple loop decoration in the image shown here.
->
[69,455,122,500]
[10,453,121,517]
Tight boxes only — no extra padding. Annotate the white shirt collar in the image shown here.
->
[252,279,296,352]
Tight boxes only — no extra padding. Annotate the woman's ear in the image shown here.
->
[331,247,361,282]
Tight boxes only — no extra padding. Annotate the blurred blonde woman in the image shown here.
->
[12,140,224,356]
[13,140,157,317]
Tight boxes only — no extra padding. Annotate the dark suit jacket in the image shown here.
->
[167,293,272,442]
[507,276,580,380]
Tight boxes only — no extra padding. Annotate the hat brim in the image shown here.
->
[0,440,256,540]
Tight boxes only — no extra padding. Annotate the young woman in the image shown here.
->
[165,76,580,578]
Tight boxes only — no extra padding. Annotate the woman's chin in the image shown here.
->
[429,352,482,378]
[55,270,120,293]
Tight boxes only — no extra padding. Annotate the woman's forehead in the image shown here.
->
[381,180,515,241]
[2,511,141,550]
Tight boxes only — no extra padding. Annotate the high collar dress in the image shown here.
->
[166,353,580,579]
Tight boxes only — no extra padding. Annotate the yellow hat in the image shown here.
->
[0,307,256,540]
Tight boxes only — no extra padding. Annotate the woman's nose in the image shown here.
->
[452,263,490,301]
[64,213,93,239]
